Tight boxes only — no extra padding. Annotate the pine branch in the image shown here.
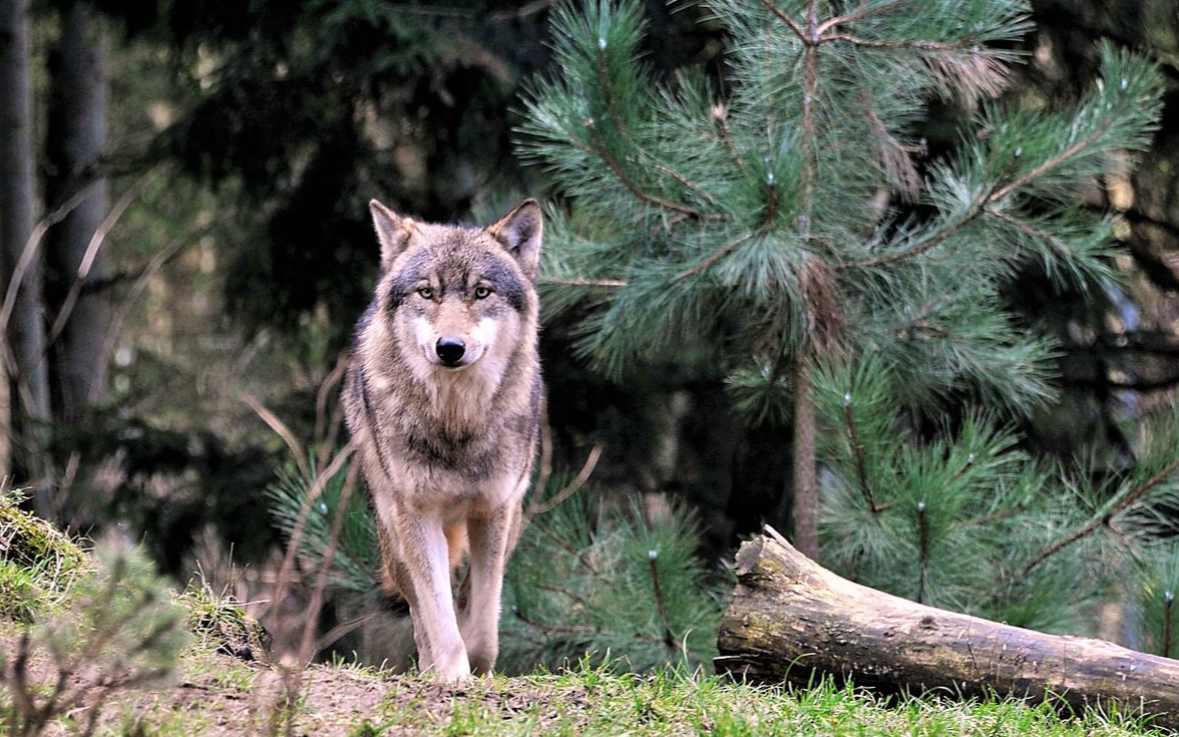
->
[816,0,908,35]
[989,113,1121,203]
[1023,453,1179,575]
[585,118,724,221]
[824,34,964,50]
[652,163,722,204]
[759,0,808,43]
[675,232,755,279]
[844,198,984,271]
[916,500,931,604]
[843,395,884,514]
[514,608,598,635]
[647,550,678,649]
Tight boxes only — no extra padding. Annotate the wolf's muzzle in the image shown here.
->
[436,336,467,367]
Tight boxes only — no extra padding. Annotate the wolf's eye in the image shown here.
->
[474,286,493,300]
[417,287,434,300]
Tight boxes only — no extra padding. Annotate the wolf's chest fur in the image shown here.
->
[364,355,532,484]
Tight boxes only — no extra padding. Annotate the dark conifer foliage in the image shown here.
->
[519,0,1179,644]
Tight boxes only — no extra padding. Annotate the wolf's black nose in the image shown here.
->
[436,337,466,366]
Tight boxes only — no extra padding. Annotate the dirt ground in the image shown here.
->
[1,633,585,737]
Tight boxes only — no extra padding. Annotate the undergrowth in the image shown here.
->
[0,492,1169,736]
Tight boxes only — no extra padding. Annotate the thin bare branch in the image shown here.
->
[41,168,162,367]
[90,224,205,403]
[530,442,605,517]
[298,460,360,663]
[843,399,882,514]
[269,443,355,658]
[244,395,312,482]
[652,162,722,204]
[0,180,100,337]
[314,351,351,468]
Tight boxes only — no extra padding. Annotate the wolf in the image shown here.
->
[342,198,543,681]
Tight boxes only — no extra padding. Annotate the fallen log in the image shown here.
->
[715,526,1179,729]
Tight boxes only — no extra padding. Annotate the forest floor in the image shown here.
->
[1,626,1170,737]
[0,497,1169,736]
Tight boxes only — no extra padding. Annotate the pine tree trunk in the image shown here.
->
[716,527,1179,729]
[46,0,110,420]
[0,0,52,515]
[791,353,819,560]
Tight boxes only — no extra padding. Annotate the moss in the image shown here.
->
[0,489,89,574]
[178,584,271,662]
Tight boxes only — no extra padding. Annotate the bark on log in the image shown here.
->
[716,527,1179,730]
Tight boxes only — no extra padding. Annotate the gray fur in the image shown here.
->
[343,198,543,680]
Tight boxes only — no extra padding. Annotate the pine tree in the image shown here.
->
[518,0,1165,564]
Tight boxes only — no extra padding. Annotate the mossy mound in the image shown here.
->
[0,490,89,573]
[0,490,91,621]
[179,585,271,662]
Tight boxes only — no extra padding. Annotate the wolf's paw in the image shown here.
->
[429,646,472,682]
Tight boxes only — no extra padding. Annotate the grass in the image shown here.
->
[354,663,1168,737]
[0,492,1171,737]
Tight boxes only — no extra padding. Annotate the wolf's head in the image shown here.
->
[368,199,542,375]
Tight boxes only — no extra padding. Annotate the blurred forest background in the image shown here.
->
[4,0,1179,672]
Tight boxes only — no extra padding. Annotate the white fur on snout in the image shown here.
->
[413,315,498,369]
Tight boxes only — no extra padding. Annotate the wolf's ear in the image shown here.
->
[489,198,542,281]
[370,199,415,270]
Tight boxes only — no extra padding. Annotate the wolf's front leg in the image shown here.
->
[460,502,519,675]
[394,510,471,680]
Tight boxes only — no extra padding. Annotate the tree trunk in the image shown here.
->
[46,0,110,421]
[790,353,818,560]
[716,527,1179,729]
[0,0,52,515]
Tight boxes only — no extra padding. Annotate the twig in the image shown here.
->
[816,0,908,35]
[647,551,678,648]
[88,234,198,404]
[0,180,100,336]
[513,608,597,635]
[759,0,808,42]
[269,443,355,657]
[529,442,604,518]
[652,163,721,204]
[314,351,351,469]
[244,395,312,482]
[298,460,360,663]
[314,612,378,653]
[843,397,882,513]
[40,168,161,367]
[538,276,628,288]
[585,119,723,222]
[823,34,961,50]
[988,117,1118,203]
[843,200,982,271]
[675,232,755,280]
[1023,453,1179,575]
